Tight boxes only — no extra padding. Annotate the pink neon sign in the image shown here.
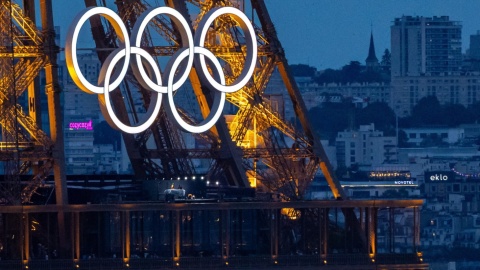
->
[69,120,93,130]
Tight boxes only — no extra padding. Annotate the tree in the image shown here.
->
[315,68,342,84]
[341,61,362,83]
[443,104,473,126]
[308,101,353,141]
[411,96,443,126]
[356,102,395,134]
[315,59,390,84]
[290,64,317,77]
[468,101,480,123]
[381,49,391,67]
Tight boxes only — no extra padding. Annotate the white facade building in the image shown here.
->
[402,126,465,145]
[391,75,480,117]
[301,82,390,110]
[335,124,397,168]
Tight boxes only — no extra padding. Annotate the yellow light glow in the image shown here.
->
[281,208,301,220]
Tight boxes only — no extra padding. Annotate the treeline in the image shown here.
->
[308,101,396,142]
[314,61,390,84]
[400,96,480,128]
[290,49,391,85]
[307,96,480,142]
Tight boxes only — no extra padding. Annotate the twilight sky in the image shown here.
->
[53,1,480,70]
[264,0,480,69]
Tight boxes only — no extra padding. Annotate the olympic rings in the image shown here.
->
[65,6,257,134]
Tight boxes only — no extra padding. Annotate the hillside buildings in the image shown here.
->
[390,16,480,116]
[335,123,397,168]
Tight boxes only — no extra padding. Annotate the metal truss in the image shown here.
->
[81,0,347,201]
[0,0,63,204]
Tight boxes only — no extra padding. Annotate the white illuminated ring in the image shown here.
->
[164,47,226,133]
[66,7,131,94]
[98,47,163,134]
[130,7,194,94]
[194,7,257,93]
[65,6,257,134]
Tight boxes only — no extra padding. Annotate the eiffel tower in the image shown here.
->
[77,0,345,202]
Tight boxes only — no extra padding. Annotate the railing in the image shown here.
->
[0,254,427,270]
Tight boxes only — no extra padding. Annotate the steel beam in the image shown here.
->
[166,0,249,188]
[251,0,345,200]
[39,0,70,257]
[0,199,425,213]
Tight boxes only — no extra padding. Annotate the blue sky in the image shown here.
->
[53,1,480,70]
[265,1,480,69]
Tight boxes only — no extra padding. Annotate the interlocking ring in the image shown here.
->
[65,6,257,134]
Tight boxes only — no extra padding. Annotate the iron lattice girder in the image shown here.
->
[145,147,314,160]
[85,0,196,178]
[147,45,272,57]
[0,147,50,161]
[89,0,337,197]
[119,0,179,46]
[0,57,45,97]
[0,0,60,204]
[188,1,316,193]
[2,1,42,45]
[0,46,42,57]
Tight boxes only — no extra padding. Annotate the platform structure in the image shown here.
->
[0,199,427,269]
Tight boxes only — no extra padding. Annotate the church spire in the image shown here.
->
[366,30,379,69]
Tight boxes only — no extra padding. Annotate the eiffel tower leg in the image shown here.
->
[40,0,70,258]
[23,2,43,171]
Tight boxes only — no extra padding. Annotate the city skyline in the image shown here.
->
[0,1,477,267]
[52,1,480,70]
[265,1,480,69]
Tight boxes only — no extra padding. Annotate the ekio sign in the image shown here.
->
[425,171,454,182]
[429,174,449,181]
[66,6,257,134]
